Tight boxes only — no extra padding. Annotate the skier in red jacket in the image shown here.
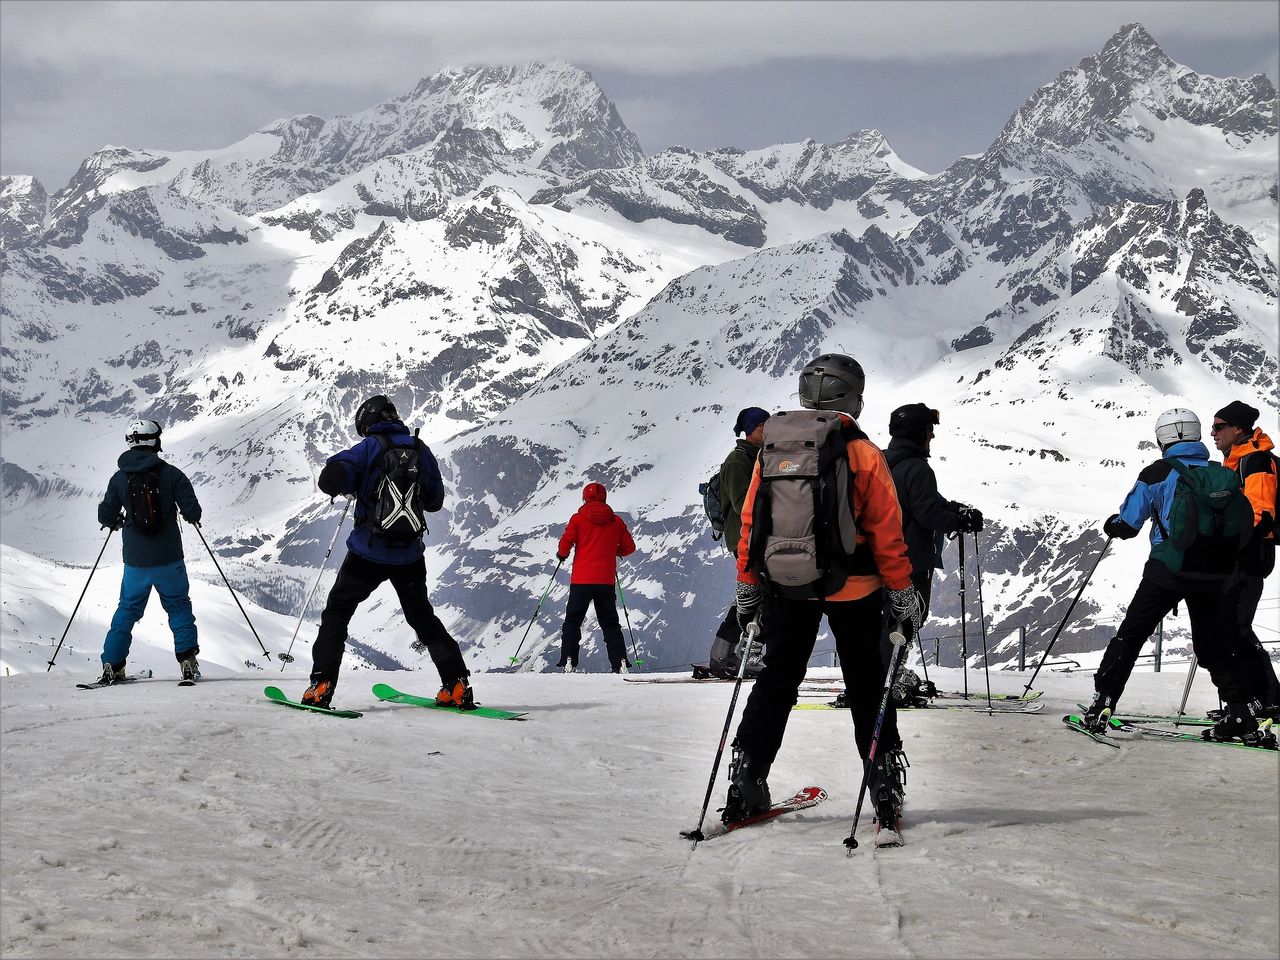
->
[556,482,637,672]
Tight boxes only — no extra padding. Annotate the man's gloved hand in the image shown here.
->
[1103,514,1138,540]
[886,585,924,631]
[103,518,124,532]
[735,582,763,628]
[955,504,984,534]
[556,553,569,563]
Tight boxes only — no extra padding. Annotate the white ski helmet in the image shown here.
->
[1154,408,1200,449]
[125,419,162,450]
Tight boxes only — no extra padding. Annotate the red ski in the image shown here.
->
[681,786,828,841]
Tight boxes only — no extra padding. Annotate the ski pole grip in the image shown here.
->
[889,620,908,647]
[745,619,761,642]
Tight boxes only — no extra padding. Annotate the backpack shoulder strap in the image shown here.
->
[1165,456,1194,482]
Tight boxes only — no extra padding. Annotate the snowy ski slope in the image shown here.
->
[0,666,1275,958]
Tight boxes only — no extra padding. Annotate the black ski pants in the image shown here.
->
[736,590,896,771]
[1094,562,1249,704]
[1225,572,1280,708]
[311,552,468,686]
[560,583,628,670]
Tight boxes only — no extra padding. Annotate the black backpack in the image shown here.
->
[698,472,725,542]
[367,433,427,545]
[127,466,165,536]
[746,410,872,599]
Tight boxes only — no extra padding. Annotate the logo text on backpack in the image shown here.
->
[779,460,800,474]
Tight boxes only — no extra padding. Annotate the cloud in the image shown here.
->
[3,0,1276,86]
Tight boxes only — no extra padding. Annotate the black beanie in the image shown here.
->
[889,403,940,442]
[1214,401,1259,431]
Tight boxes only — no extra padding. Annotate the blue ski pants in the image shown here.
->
[102,561,198,666]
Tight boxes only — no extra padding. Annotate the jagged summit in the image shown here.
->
[996,22,1277,150]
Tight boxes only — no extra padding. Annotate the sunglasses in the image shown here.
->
[1210,422,1235,433]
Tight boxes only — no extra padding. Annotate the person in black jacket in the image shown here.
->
[882,404,982,667]
[96,419,203,683]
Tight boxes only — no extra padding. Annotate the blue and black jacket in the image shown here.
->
[1113,440,1214,553]
[98,449,202,568]
[318,421,444,565]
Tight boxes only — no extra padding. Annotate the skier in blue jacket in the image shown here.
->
[1084,408,1261,743]
[96,419,203,683]
[302,395,472,710]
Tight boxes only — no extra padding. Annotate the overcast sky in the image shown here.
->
[2,1,1277,190]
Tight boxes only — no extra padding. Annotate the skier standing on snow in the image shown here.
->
[302,395,473,710]
[1085,408,1260,741]
[96,419,203,684]
[724,354,921,843]
[881,403,982,696]
[1210,400,1280,718]
[555,482,637,673]
[705,407,770,679]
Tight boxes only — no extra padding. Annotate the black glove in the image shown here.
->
[886,585,924,631]
[1103,514,1138,540]
[103,518,124,532]
[955,504,984,534]
[556,553,569,563]
[735,582,763,628]
[318,461,347,497]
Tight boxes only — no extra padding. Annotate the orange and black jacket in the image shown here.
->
[736,413,912,601]
[1225,427,1277,576]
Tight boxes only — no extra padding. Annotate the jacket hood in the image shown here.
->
[1164,440,1211,463]
[579,500,616,526]
[367,420,410,438]
[582,482,607,503]
[886,436,930,460]
[118,448,162,473]
[1227,428,1275,468]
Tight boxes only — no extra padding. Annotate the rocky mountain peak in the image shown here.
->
[1089,22,1173,82]
[994,22,1276,152]
[0,175,49,249]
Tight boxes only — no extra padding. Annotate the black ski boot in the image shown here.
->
[1081,691,1116,732]
[179,654,200,684]
[1204,703,1258,742]
[721,741,771,825]
[99,662,127,685]
[871,747,909,848]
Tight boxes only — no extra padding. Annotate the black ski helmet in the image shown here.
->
[354,395,399,437]
[125,418,162,451]
[798,354,865,418]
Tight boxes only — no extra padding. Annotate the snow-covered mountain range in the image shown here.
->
[2,24,1276,676]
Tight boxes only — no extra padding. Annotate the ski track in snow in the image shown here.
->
[1,667,1276,959]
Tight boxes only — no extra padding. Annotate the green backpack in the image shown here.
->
[1152,458,1253,577]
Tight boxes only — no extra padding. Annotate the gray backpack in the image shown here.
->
[746,410,868,598]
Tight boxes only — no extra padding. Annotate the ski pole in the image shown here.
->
[957,534,969,698]
[1177,654,1198,718]
[1022,536,1112,696]
[47,528,115,671]
[685,618,760,846]
[280,499,351,669]
[844,619,908,854]
[507,558,563,667]
[191,521,273,664]
[616,576,644,667]
[973,531,993,712]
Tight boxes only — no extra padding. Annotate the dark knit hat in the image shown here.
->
[734,407,770,436]
[1214,400,1259,431]
[889,403,940,442]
